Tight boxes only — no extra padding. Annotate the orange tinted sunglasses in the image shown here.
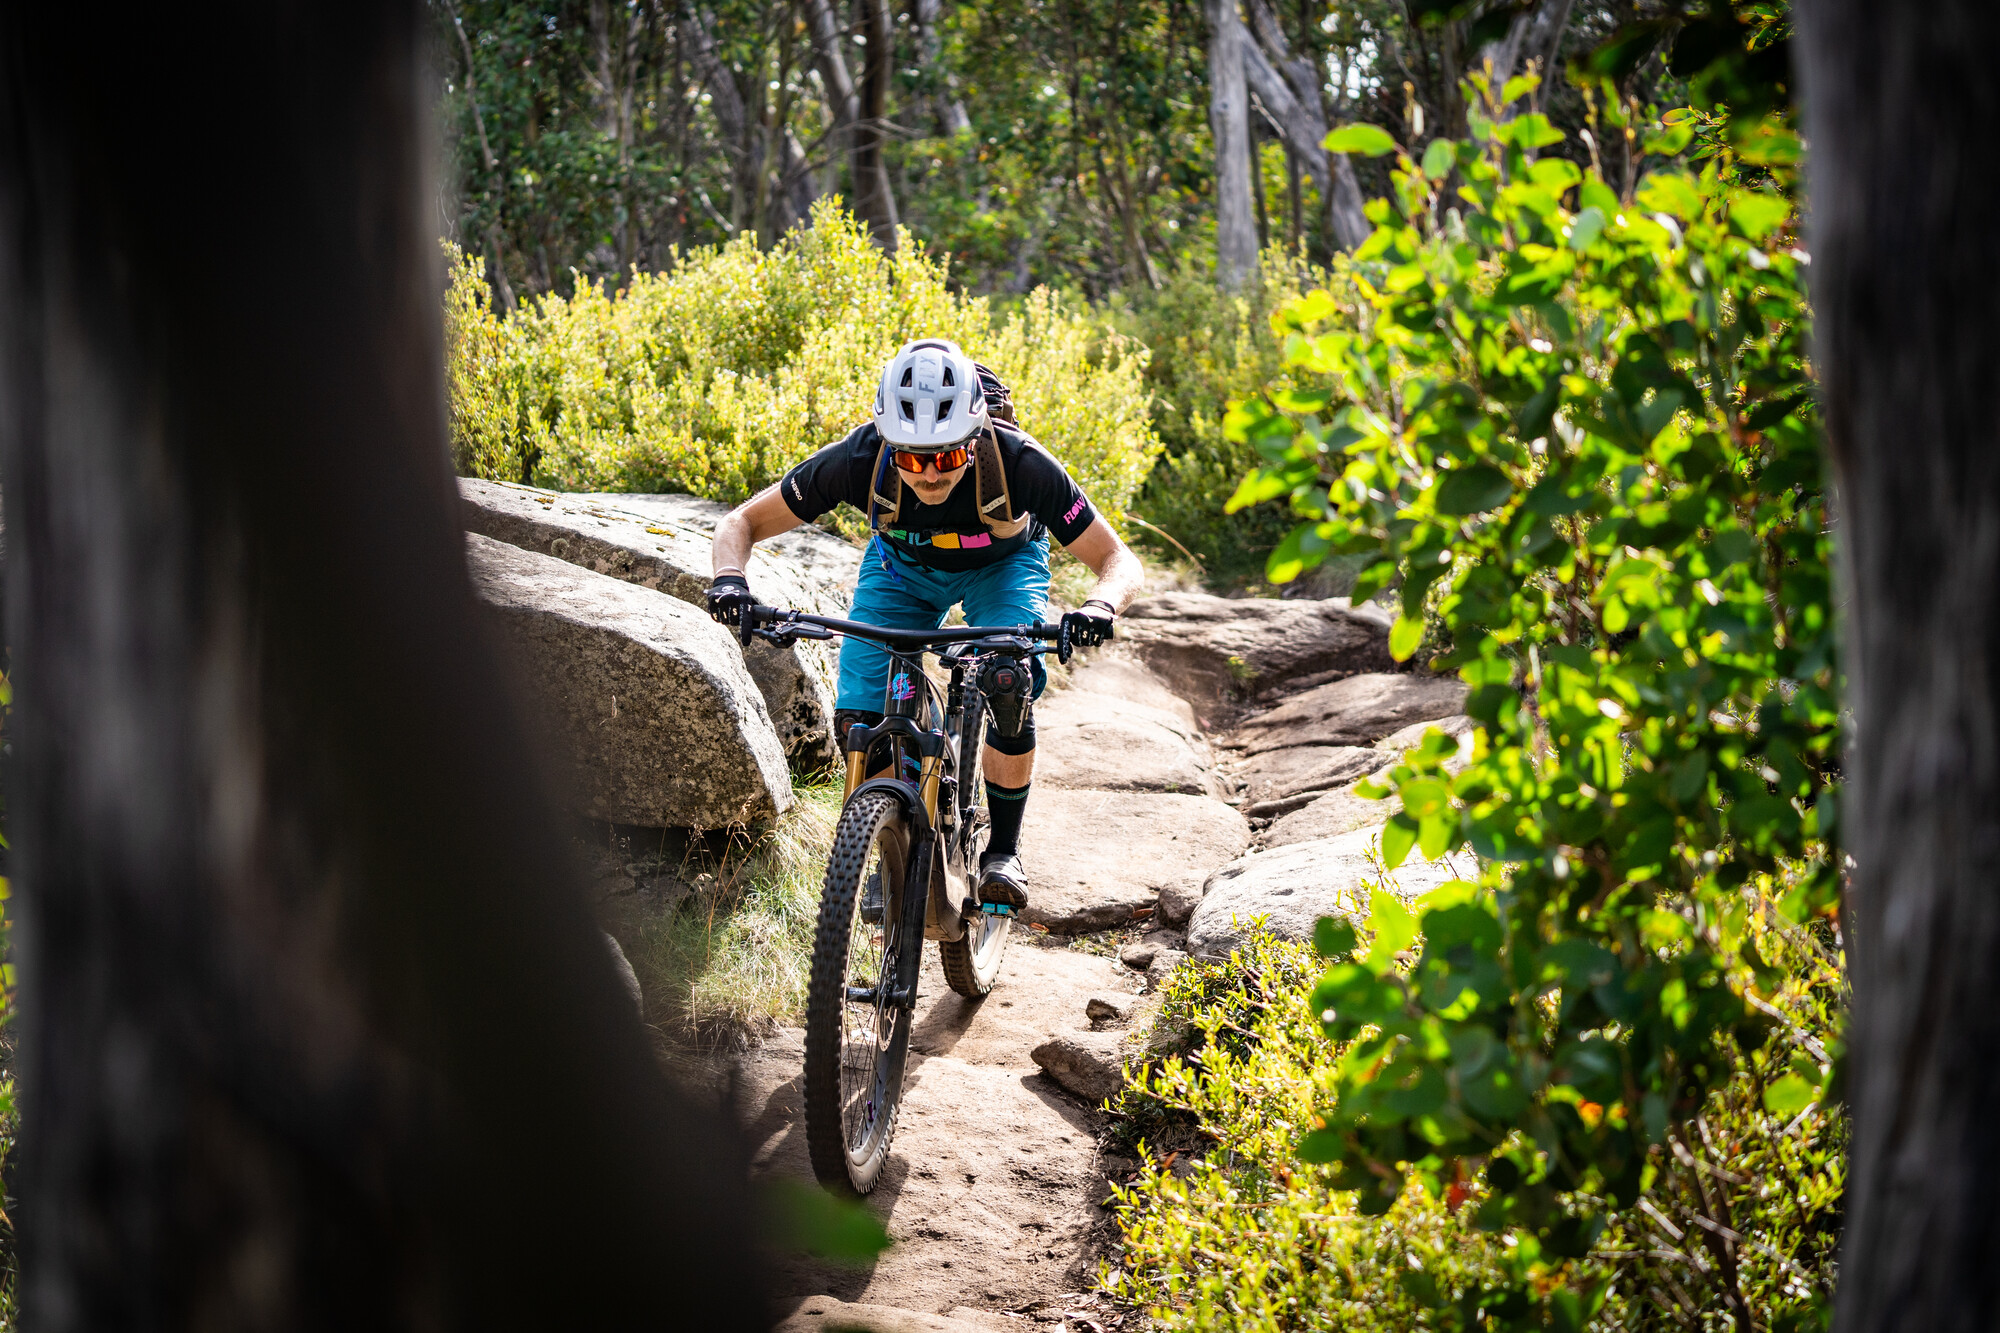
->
[892,445,971,475]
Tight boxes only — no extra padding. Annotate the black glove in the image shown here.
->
[1062,599,1116,648]
[705,574,753,626]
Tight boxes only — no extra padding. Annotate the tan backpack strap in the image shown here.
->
[866,437,901,529]
[974,427,1031,538]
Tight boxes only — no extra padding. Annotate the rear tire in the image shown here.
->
[939,902,1011,996]
[804,792,914,1195]
[939,806,1010,997]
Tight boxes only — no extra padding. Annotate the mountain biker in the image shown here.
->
[704,338,1145,910]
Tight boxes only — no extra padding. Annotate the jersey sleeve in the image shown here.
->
[778,427,872,523]
[1009,437,1097,546]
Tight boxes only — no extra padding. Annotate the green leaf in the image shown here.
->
[1763,1073,1816,1118]
[1298,1127,1343,1162]
[1380,815,1418,872]
[1508,113,1565,149]
[1315,917,1358,959]
[1635,171,1703,220]
[1325,123,1398,156]
[1388,615,1425,662]
[1421,137,1455,179]
[767,1178,892,1263]
[1418,812,1455,859]
[1435,463,1513,515]
[1729,189,1789,240]
[1567,206,1604,251]
[1400,778,1451,820]
[1366,886,1419,967]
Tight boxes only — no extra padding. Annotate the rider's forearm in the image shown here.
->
[712,510,756,578]
[712,483,807,580]
[1085,542,1145,614]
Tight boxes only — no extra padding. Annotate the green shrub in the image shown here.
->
[1219,81,1836,1328]
[445,202,1162,527]
[1107,917,1842,1331]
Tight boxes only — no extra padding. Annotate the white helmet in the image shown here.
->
[872,339,989,450]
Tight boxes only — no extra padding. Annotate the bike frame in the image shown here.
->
[742,605,1068,954]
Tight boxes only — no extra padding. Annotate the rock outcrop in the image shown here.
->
[1115,591,1395,716]
[467,533,793,827]
[1262,784,1400,846]
[1233,743,1391,809]
[1228,671,1468,755]
[460,478,861,765]
[1186,827,1469,959]
[1032,688,1221,797]
[1019,790,1251,933]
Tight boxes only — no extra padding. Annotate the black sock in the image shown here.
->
[985,781,1031,857]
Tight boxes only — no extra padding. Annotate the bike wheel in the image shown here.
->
[939,806,1010,997]
[804,791,914,1194]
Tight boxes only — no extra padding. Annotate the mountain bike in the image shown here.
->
[739,603,1073,1195]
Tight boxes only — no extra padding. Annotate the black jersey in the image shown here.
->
[779,423,1098,572]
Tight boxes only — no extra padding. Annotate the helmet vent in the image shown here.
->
[938,400,953,422]
[900,367,914,387]
[941,366,955,387]
[900,397,917,421]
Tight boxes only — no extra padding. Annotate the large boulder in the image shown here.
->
[1262,784,1398,846]
[1114,591,1395,717]
[1232,743,1390,809]
[1032,687,1220,797]
[1019,790,1251,933]
[459,478,861,766]
[1186,827,1469,959]
[1228,672,1468,756]
[578,490,865,592]
[467,533,793,827]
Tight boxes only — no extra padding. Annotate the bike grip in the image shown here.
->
[1056,617,1074,665]
[738,602,764,647]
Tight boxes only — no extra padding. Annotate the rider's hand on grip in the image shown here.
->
[705,574,753,626]
[1061,599,1116,649]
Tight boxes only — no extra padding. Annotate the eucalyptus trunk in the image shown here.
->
[1205,0,1257,289]
[1797,1,2000,1326]
[0,2,762,1325]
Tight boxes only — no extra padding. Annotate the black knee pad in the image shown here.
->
[983,705,1036,755]
[834,708,883,750]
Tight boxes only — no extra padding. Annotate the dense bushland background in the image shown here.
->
[437,1,1839,1328]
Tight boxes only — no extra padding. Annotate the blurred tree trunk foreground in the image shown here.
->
[1798,2,2000,1326]
[0,2,764,1327]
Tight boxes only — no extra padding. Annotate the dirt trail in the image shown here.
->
[734,650,1246,1332]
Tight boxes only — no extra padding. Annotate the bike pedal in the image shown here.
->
[979,903,1015,917]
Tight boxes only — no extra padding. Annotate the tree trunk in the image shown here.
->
[852,0,900,250]
[913,0,971,136]
[1204,0,1257,289]
[0,3,763,1326]
[806,0,897,249]
[1796,3,2000,1327]
[687,6,753,236]
[1238,0,1372,253]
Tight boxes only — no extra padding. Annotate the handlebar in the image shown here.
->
[738,603,1073,663]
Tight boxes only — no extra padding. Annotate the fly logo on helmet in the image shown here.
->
[866,338,1047,542]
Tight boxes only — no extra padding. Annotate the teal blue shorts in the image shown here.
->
[836,535,1051,713]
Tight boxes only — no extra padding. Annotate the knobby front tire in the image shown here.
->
[804,791,914,1195]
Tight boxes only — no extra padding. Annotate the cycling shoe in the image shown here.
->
[977,851,1029,909]
[859,869,884,925]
